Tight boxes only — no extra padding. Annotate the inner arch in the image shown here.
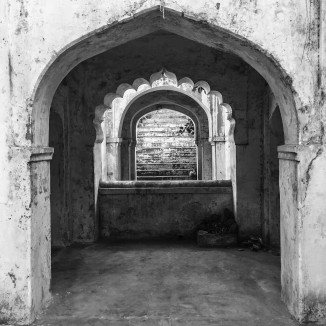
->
[117,86,213,181]
[119,88,210,140]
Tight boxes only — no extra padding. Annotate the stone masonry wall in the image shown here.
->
[136,109,197,180]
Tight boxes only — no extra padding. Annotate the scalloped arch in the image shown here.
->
[93,68,230,142]
[105,68,226,108]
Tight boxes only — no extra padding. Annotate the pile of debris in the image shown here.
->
[240,236,265,251]
[197,209,238,247]
[197,208,238,235]
[197,210,281,254]
[240,236,280,255]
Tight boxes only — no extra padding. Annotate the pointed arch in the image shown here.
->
[31,6,298,147]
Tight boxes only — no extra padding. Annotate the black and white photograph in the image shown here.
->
[0,1,325,325]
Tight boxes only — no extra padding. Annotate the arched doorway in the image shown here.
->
[30,6,300,323]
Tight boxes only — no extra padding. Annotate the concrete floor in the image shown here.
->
[34,240,300,326]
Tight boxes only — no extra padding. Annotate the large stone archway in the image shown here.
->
[5,4,325,325]
[30,7,299,147]
[31,7,300,321]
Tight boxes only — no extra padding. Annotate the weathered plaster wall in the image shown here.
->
[68,76,97,243]
[7,0,320,147]
[301,148,326,323]
[236,68,266,239]
[1,0,325,324]
[50,75,97,244]
[0,0,18,322]
[266,106,284,248]
[49,86,72,248]
[30,158,52,321]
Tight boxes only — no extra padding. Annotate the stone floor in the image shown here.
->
[34,240,300,326]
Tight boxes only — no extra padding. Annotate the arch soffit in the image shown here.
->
[95,68,230,143]
[32,6,299,146]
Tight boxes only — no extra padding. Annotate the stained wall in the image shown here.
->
[1,1,325,324]
[99,181,234,238]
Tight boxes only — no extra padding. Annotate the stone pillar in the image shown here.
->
[0,146,53,325]
[30,147,54,320]
[129,140,137,180]
[278,145,301,319]
[200,138,212,180]
[195,139,203,180]
[106,138,122,181]
[120,139,130,180]
[120,139,137,180]
[279,144,326,322]
[210,136,228,180]
[93,105,107,237]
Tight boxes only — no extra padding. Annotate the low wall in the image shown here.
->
[99,180,233,239]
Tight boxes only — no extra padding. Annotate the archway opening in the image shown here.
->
[136,107,197,181]
[29,7,301,324]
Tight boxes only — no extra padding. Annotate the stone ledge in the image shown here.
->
[99,180,232,188]
[99,186,232,195]
[278,144,300,162]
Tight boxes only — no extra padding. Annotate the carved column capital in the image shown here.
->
[209,136,226,145]
[106,137,123,144]
[278,144,304,162]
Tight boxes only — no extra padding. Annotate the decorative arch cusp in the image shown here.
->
[93,68,219,142]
